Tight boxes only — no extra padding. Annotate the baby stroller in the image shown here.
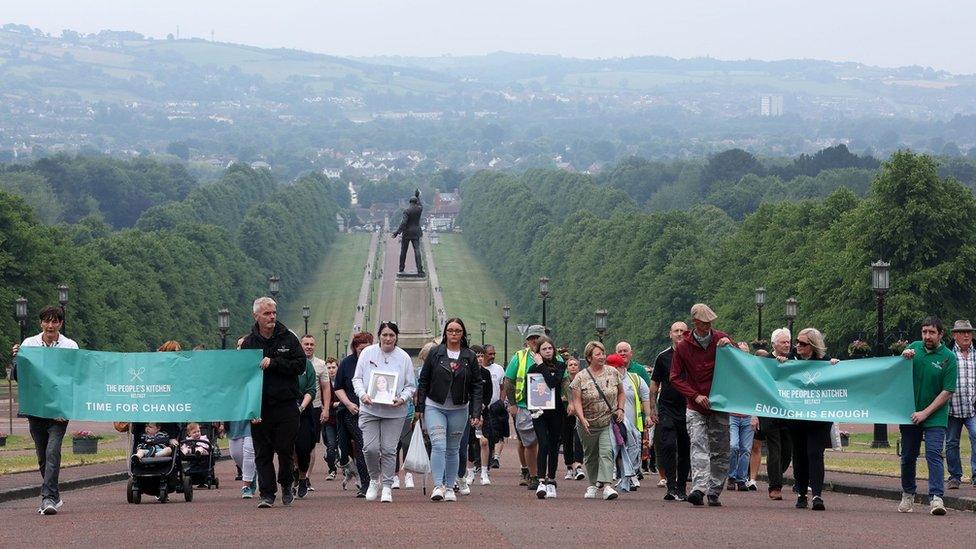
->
[180,436,221,490]
[125,423,193,504]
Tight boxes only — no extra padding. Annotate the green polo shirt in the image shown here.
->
[627,360,651,386]
[907,341,957,428]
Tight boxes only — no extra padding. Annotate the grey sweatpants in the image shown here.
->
[686,409,730,496]
[359,412,406,488]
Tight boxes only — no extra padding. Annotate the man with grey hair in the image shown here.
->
[946,319,976,489]
[758,327,793,500]
[241,297,307,508]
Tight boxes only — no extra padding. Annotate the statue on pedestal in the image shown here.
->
[392,189,424,276]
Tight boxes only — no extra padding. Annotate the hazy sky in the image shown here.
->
[6,0,974,73]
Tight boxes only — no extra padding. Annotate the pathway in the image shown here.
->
[351,231,379,334]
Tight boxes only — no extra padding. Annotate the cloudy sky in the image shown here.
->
[6,0,973,73]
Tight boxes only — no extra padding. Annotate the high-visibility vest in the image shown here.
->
[513,349,531,403]
[627,372,643,432]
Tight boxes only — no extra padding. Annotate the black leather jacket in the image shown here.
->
[416,344,483,415]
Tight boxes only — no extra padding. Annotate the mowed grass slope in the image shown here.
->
[430,233,522,355]
[282,233,371,351]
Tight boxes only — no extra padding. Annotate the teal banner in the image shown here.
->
[18,347,264,422]
[710,347,915,424]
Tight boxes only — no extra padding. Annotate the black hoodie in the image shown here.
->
[241,321,306,408]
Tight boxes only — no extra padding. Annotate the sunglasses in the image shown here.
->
[795,340,811,347]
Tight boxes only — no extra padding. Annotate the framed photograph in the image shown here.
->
[527,373,555,410]
[368,371,399,405]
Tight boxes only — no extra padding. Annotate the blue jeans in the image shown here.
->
[728,415,754,482]
[946,415,976,483]
[426,406,468,488]
[900,424,946,497]
[28,417,68,500]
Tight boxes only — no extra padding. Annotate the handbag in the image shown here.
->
[586,368,627,445]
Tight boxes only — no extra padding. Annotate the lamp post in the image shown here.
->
[322,322,329,359]
[480,321,487,346]
[302,305,311,336]
[539,277,550,327]
[755,287,766,343]
[502,306,511,360]
[12,297,28,434]
[595,309,608,343]
[871,259,891,448]
[57,284,69,337]
[334,331,341,359]
[217,308,230,350]
[785,297,797,346]
[268,275,280,300]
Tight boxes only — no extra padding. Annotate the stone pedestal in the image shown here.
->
[395,274,433,353]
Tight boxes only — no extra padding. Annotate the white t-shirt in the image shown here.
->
[426,347,467,411]
[487,363,505,405]
[352,344,416,419]
[21,332,79,349]
[310,356,328,409]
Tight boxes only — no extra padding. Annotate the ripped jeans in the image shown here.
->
[426,405,469,488]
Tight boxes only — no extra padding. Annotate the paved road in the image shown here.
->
[351,231,379,334]
[422,233,447,329]
[1,445,973,546]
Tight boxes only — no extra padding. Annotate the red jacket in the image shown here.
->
[669,329,732,414]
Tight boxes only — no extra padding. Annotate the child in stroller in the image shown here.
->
[180,423,211,456]
[132,423,173,463]
[181,422,221,489]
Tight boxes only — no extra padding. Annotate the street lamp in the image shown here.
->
[302,305,311,336]
[539,277,550,327]
[217,308,230,349]
[57,284,69,336]
[871,259,891,448]
[595,309,608,342]
[480,320,487,346]
[322,322,329,359]
[334,331,341,359]
[11,297,28,434]
[755,287,766,343]
[268,275,280,300]
[785,297,797,346]
[502,306,511,360]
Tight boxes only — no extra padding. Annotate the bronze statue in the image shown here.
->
[392,189,424,275]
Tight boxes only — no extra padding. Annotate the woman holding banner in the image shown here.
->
[781,328,838,511]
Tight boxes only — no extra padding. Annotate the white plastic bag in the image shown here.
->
[403,420,430,474]
[829,423,843,451]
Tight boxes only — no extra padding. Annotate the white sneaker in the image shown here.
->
[404,472,414,489]
[465,468,476,484]
[547,484,557,499]
[443,488,457,502]
[480,472,491,486]
[898,492,914,513]
[457,477,471,496]
[584,485,598,499]
[633,477,641,488]
[565,469,575,480]
[365,480,380,501]
[392,476,401,489]
[381,486,393,503]
[575,467,586,481]
[746,479,758,490]
[603,485,618,500]
[536,481,548,499]
[930,495,947,516]
[657,478,668,487]
[430,485,444,501]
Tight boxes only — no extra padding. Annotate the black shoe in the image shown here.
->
[707,494,722,507]
[527,476,540,490]
[811,496,825,511]
[355,488,367,498]
[796,495,808,509]
[257,497,274,508]
[490,457,500,469]
[282,487,295,506]
[736,481,747,491]
[297,478,309,498]
[664,491,677,501]
[687,490,705,506]
[675,492,687,502]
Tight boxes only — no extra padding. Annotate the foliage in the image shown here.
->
[70,430,100,440]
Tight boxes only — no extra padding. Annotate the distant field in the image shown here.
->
[281,233,371,357]
[430,233,522,356]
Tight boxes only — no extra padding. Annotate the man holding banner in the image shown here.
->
[669,303,733,507]
[241,297,308,508]
[897,317,956,516]
[10,305,78,516]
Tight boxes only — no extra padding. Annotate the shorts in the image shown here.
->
[514,407,537,446]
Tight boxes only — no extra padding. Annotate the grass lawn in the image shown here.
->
[281,233,372,356]
[821,431,972,479]
[430,233,522,355]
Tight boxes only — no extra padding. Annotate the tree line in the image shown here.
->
[459,151,976,360]
[0,157,342,363]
